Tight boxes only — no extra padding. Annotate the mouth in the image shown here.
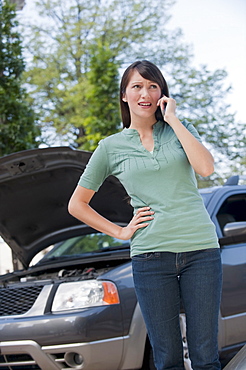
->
[138,102,151,107]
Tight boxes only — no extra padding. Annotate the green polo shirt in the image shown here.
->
[78,120,219,257]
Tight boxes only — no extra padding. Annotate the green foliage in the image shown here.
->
[80,42,121,150]
[19,0,245,168]
[0,0,40,156]
[168,65,244,160]
[20,0,185,148]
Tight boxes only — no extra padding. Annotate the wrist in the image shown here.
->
[115,225,125,240]
[164,113,179,125]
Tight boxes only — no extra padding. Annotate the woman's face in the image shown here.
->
[122,70,162,125]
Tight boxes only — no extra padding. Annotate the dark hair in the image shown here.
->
[120,60,169,128]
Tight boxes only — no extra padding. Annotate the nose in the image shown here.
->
[141,87,150,98]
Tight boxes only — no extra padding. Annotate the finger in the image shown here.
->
[136,206,151,213]
[131,221,150,231]
[157,98,162,106]
[134,215,154,226]
[136,206,155,215]
[135,222,150,229]
[157,100,167,113]
[135,211,154,220]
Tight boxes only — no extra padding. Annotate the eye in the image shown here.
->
[150,84,158,89]
[132,84,141,89]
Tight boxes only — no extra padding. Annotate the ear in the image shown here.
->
[122,94,127,102]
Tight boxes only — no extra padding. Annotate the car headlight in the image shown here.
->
[52,280,120,312]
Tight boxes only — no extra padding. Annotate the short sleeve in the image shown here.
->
[175,120,202,149]
[78,140,110,191]
[182,120,202,142]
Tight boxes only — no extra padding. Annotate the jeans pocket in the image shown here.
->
[131,252,155,261]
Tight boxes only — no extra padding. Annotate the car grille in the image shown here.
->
[0,352,78,369]
[0,354,41,369]
[0,285,43,316]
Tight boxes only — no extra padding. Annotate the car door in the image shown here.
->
[213,191,246,348]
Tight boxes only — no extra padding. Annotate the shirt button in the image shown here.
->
[152,158,160,170]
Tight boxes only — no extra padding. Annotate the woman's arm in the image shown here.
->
[157,96,214,177]
[68,185,154,240]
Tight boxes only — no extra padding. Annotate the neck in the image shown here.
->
[129,118,157,134]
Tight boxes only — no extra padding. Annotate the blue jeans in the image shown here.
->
[132,248,222,370]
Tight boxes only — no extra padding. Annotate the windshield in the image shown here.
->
[39,233,130,262]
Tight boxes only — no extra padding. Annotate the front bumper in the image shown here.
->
[0,337,124,370]
[0,303,147,370]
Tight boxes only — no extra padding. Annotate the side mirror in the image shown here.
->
[224,222,246,237]
[219,222,246,247]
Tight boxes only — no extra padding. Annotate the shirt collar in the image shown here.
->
[122,121,164,136]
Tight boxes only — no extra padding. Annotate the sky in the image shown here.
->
[168,0,246,123]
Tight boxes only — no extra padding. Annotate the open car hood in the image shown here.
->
[0,147,132,269]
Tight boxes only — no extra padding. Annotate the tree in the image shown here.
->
[0,0,40,156]
[81,42,121,150]
[20,0,245,161]
[21,0,176,148]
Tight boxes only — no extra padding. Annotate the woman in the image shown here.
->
[68,60,222,370]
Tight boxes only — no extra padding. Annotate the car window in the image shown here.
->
[39,233,129,262]
[216,193,246,235]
